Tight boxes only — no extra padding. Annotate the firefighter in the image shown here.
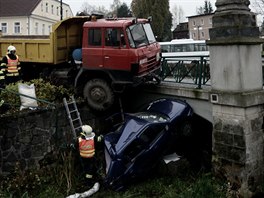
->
[1,45,21,84]
[78,125,103,186]
[0,65,5,88]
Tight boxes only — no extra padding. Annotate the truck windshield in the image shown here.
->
[143,23,156,44]
[127,23,156,48]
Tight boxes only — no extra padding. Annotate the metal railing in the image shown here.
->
[159,55,210,89]
[160,55,264,88]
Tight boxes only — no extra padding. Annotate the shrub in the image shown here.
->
[0,78,74,112]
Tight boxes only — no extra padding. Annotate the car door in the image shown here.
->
[124,124,168,175]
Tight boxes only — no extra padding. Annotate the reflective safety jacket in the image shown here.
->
[0,62,5,81]
[78,134,95,158]
[6,54,20,76]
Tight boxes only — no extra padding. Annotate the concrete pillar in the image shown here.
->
[207,0,264,196]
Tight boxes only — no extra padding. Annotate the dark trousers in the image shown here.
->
[6,76,20,84]
[80,156,97,185]
[0,80,5,89]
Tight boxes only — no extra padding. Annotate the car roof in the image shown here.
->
[146,98,191,120]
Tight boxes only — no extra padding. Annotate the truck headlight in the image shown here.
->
[156,53,160,61]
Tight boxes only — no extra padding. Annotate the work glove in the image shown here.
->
[97,135,103,142]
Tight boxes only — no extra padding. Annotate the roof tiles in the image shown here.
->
[0,0,41,17]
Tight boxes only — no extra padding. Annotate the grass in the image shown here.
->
[90,174,228,198]
[89,163,229,198]
[0,152,230,198]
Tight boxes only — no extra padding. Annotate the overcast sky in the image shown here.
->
[63,0,217,20]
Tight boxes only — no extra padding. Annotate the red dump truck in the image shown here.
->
[0,15,161,111]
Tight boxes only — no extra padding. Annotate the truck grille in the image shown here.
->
[140,55,159,73]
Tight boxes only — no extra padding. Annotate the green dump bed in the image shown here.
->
[0,16,89,65]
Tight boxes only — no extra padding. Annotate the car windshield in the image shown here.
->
[132,112,169,123]
[127,22,156,48]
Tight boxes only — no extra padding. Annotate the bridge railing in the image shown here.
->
[160,55,210,89]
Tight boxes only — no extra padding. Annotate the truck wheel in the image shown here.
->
[83,79,114,111]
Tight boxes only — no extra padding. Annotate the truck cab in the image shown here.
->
[76,16,161,111]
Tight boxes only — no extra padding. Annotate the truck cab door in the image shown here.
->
[103,28,129,71]
[82,28,103,69]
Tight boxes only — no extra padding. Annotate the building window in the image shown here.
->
[14,22,20,34]
[201,19,204,25]
[51,5,54,14]
[41,3,43,11]
[35,22,39,35]
[48,25,51,33]
[1,23,7,33]
[192,20,196,26]
[57,7,59,15]
[209,18,212,25]
[192,32,196,39]
[201,31,205,38]
[46,3,48,12]
[42,24,45,35]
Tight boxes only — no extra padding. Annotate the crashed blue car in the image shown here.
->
[103,98,194,190]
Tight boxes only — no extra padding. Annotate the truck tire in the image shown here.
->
[83,79,114,111]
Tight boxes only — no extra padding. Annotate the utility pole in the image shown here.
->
[60,0,63,20]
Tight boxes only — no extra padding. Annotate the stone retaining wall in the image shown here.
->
[0,102,98,176]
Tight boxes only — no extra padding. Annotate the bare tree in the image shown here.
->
[110,0,122,17]
[196,6,204,15]
[196,0,214,15]
[78,2,96,15]
[77,2,109,16]
[171,5,185,30]
[97,6,109,15]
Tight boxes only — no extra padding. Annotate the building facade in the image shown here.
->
[188,13,214,40]
[172,22,189,40]
[0,0,73,36]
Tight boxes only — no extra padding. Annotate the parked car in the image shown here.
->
[103,98,194,191]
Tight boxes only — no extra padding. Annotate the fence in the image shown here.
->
[160,55,210,89]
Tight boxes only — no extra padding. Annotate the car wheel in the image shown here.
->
[83,79,114,111]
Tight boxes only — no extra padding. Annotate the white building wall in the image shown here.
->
[0,0,73,36]
[33,0,73,21]
[0,17,28,35]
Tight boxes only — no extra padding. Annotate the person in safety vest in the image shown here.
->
[78,125,103,186]
[1,45,21,84]
[0,57,5,88]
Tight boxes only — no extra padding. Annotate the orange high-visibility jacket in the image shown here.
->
[78,136,95,158]
[6,55,20,76]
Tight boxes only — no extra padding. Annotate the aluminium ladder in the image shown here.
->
[63,96,83,139]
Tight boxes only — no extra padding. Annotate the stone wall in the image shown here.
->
[212,103,264,195]
[0,102,98,176]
